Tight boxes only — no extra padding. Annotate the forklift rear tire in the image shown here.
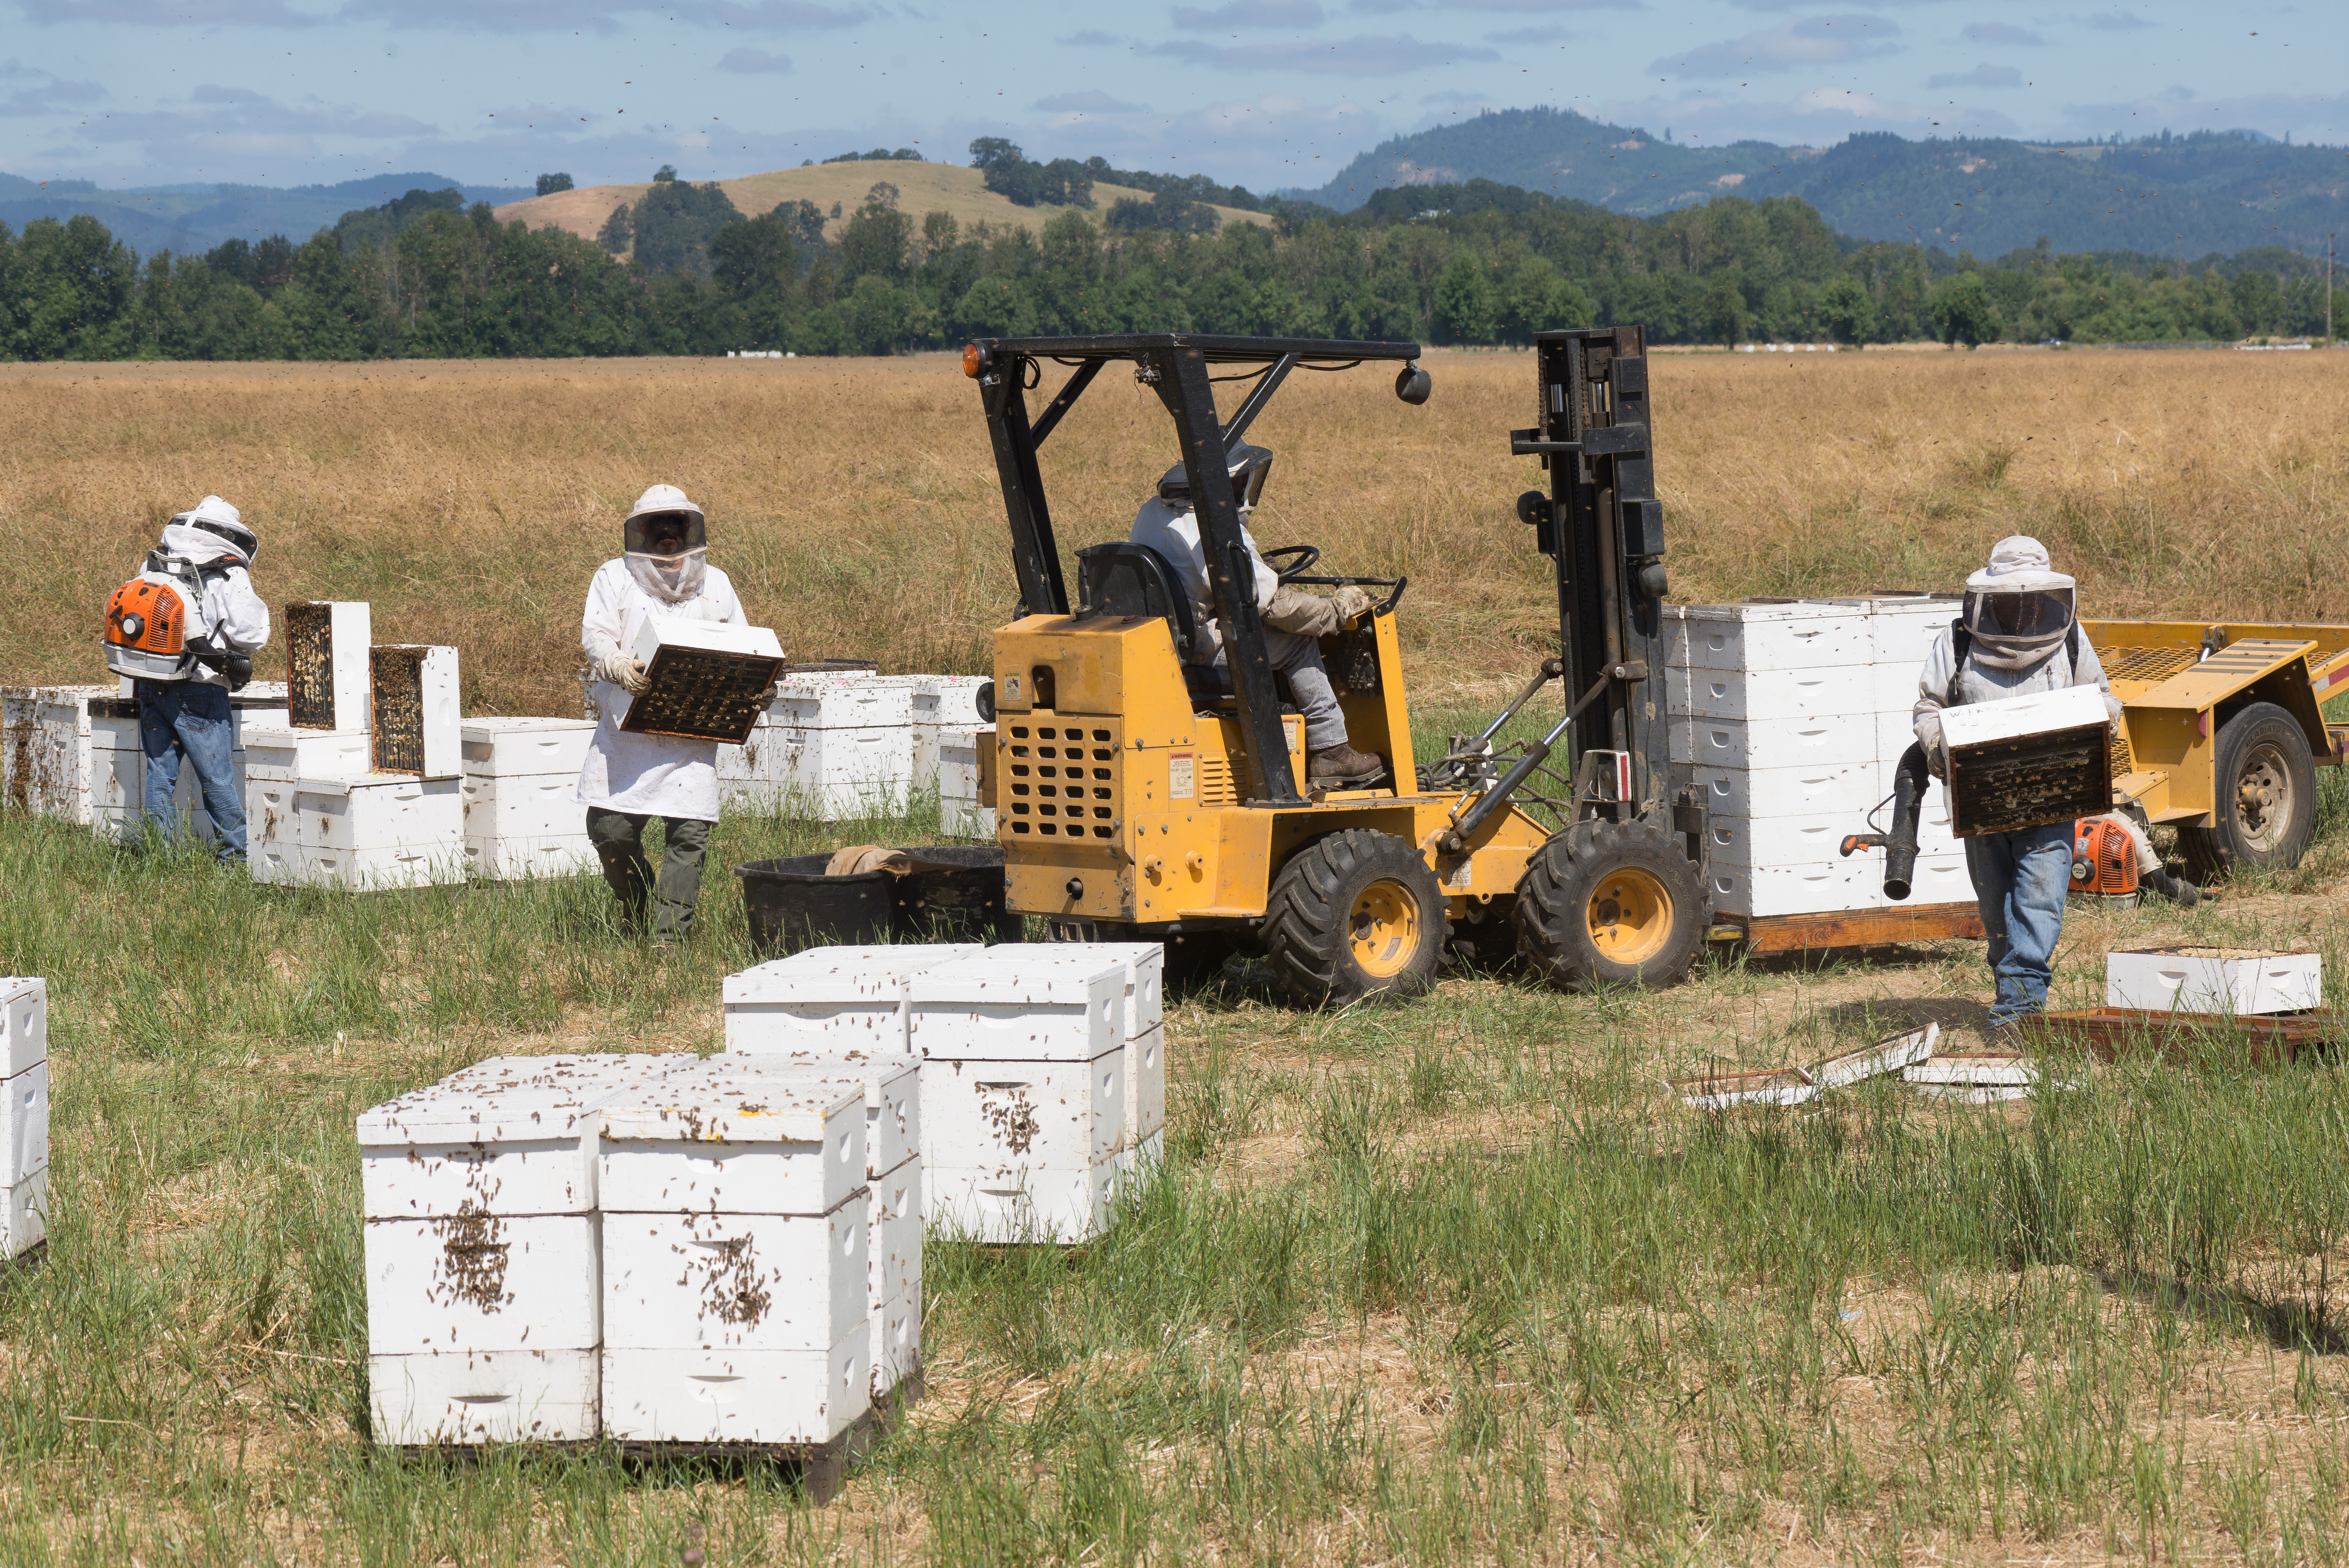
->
[1513,818,1704,993]
[1260,829,1446,1008]
[2177,701,2317,883]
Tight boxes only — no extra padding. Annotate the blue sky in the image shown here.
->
[1,0,2339,192]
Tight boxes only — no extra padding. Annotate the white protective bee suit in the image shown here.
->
[157,497,271,688]
[574,486,749,823]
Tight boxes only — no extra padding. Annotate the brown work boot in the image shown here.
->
[1308,743,1386,788]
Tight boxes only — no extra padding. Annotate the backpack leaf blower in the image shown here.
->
[103,551,251,688]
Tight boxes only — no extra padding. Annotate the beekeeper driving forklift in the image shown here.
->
[1128,442,1385,788]
[1913,537,2130,1039]
[576,484,760,943]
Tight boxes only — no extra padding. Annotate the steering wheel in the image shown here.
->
[1261,545,1320,584]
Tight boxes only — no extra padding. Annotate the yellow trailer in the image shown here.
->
[2089,621,2349,878]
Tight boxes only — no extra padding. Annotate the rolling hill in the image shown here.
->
[1284,107,2349,259]
[0,170,524,258]
[494,159,1269,251]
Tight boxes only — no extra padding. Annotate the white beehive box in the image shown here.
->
[927,1158,1119,1244]
[1663,602,1868,672]
[249,773,466,889]
[597,1063,873,1444]
[724,944,983,1057]
[460,773,579,841]
[0,978,48,1261]
[284,600,373,731]
[1689,763,1880,822]
[1665,665,1876,723]
[2106,947,2323,1015]
[773,672,921,730]
[1867,598,1962,666]
[907,953,1126,1062]
[464,836,597,880]
[368,1350,600,1446]
[913,678,991,791]
[0,685,112,823]
[458,717,596,778]
[358,1053,691,1445]
[242,723,372,781]
[938,725,996,837]
[369,645,461,779]
[1671,714,1896,770]
[922,1051,1125,1244]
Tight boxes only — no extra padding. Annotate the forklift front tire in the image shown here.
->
[1514,818,1704,994]
[1261,829,1446,1008]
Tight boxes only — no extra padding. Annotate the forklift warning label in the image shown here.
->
[1169,752,1195,798]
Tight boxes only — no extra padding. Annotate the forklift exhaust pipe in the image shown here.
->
[1880,743,1930,902]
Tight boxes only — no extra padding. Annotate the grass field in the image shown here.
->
[4,347,2349,1562]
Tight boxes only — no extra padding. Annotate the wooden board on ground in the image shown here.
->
[1718,902,1985,954]
[2025,1007,2344,1067]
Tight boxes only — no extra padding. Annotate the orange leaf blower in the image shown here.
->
[102,554,207,682]
[2070,816,2138,906]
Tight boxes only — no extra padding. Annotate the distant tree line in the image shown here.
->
[0,159,2335,362]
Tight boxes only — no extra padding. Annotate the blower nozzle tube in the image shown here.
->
[1883,742,1929,901]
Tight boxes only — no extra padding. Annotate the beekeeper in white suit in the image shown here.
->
[135,496,270,863]
[576,483,755,943]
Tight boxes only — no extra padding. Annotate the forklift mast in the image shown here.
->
[1512,325,1670,814]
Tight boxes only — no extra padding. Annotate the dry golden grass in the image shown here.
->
[6,345,2347,714]
[492,161,1269,251]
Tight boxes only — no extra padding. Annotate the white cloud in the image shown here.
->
[1034,91,1149,113]
[1171,0,1323,28]
[1927,64,2022,88]
[2082,10,2152,30]
[339,0,865,32]
[1962,23,2042,45]
[2052,86,2349,142]
[1651,15,1900,77]
[716,47,792,72]
[1153,33,1497,74]
[0,60,103,117]
[14,0,325,24]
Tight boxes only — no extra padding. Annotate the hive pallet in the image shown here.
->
[1711,902,1986,954]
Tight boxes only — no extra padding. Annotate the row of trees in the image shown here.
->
[0,172,2334,363]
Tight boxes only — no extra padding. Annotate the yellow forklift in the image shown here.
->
[961,328,1710,1005]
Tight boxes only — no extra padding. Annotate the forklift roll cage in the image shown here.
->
[966,333,1427,811]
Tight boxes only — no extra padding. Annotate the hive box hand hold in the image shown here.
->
[370,646,461,778]
[1939,685,2113,837]
[285,601,372,731]
[618,619,786,744]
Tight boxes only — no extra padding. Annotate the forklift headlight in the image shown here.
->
[1395,363,1431,405]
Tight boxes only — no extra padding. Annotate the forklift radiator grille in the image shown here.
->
[1003,718,1122,839]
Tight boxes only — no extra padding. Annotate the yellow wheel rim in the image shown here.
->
[1349,878,1421,978]
[1588,868,1673,965]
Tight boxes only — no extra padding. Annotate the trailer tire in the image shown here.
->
[1260,829,1446,1008]
[2178,701,2318,883]
[1513,818,1704,994]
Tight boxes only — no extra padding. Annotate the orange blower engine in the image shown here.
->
[2070,816,2138,906]
[102,553,210,683]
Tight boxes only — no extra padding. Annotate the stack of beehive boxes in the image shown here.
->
[723,943,980,1401]
[915,677,993,836]
[721,672,995,824]
[360,1053,693,1444]
[1666,597,1973,921]
[0,978,51,1261]
[910,950,1130,1243]
[597,1059,884,1445]
[458,718,598,879]
[247,604,469,889]
[3,682,288,841]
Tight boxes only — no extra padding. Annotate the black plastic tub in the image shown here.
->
[736,845,1014,959]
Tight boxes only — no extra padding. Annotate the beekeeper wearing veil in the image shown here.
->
[576,483,750,944]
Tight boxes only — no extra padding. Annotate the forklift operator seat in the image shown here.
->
[1076,542,1199,657]
[1074,541,1271,706]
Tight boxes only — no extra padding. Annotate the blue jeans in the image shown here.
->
[138,682,245,863]
[1964,820,2073,1027]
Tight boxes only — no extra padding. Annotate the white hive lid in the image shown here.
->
[722,945,981,1005]
[1939,684,2108,749]
[598,1060,863,1143]
[460,716,595,738]
[907,953,1125,1006]
[357,1053,691,1146]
